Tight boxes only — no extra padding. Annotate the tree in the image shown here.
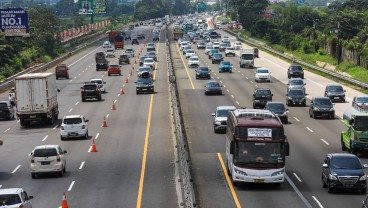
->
[229,0,269,29]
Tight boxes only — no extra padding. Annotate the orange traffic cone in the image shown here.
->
[134,59,137,64]
[132,65,134,70]
[91,139,98,152]
[102,116,107,127]
[61,192,69,208]
[125,77,129,83]
[120,87,125,95]
[112,102,116,110]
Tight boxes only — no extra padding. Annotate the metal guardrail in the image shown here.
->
[0,31,106,94]
[166,25,197,208]
[224,29,368,89]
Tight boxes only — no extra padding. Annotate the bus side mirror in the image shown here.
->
[230,141,235,154]
[285,138,290,156]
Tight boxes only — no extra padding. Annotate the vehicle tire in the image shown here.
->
[214,128,218,134]
[108,74,111,76]
[60,135,65,141]
[288,75,291,79]
[119,73,121,76]
[63,164,66,173]
[330,114,334,120]
[20,119,26,127]
[301,76,304,79]
[59,169,64,177]
[212,61,214,64]
[327,182,334,193]
[362,188,367,194]
[31,173,36,179]
[274,183,282,187]
[322,176,327,188]
[82,98,86,102]
[312,112,316,119]
[226,160,231,176]
[284,118,288,124]
[341,133,347,151]
[98,96,102,101]
[232,180,239,187]
[85,132,88,139]
[342,99,346,103]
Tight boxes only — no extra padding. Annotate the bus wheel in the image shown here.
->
[232,180,239,187]
[226,160,231,176]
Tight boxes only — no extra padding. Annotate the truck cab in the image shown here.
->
[239,48,255,68]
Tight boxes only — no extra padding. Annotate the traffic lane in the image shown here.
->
[141,31,178,207]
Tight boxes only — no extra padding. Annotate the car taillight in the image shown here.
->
[61,126,64,130]
[82,125,85,129]
[19,204,24,208]
[57,155,61,162]
[31,157,34,163]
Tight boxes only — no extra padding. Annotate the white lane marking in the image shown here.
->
[114,99,117,103]
[102,75,104,78]
[236,101,240,105]
[241,74,244,76]
[53,125,58,130]
[75,101,79,106]
[255,85,258,87]
[223,85,226,88]
[285,174,314,208]
[118,94,121,97]
[69,80,73,82]
[4,128,10,132]
[250,81,253,83]
[78,74,81,76]
[68,47,102,67]
[88,146,92,152]
[74,77,77,79]
[219,80,223,83]
[306,127,313,132]
[321,138,329,145]
[95,133,100,139]
[0,185,2,188]
[82,70,84,72]
[294,117,300,122]
[227,90,230,93]
[106,114,110,118]
[293,173,302,182]
[68,181,75,191]
[12,165,21,173]
[17,120,20,123]
[312,196,324,208]
[79,161,85,170]
[246,77,248,79]
[214,73,217,76]
[42,135,48,142]
[69,108,73,112]
[231,95,234,98]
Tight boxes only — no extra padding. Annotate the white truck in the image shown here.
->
[239,48,255,68]
[15,73,59,127]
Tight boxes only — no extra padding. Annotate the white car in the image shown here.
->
[102,41,111,48]
[125,48,135,58]
[143,58,155,69]
[188,56,200,68]
[213,42,220,49]
[60,115,89,140]
[185,49,196,59]
[105,48,115,58]
[0,188,33,207]
[212,105,236,133]
[205,46,214,54]
[225,47,235,57]
[180,41,189,50]
[222,36,230,42]
[30,144,67,178]
[90,78,106,93]
[233,41,242,50]
[255,68,271,82]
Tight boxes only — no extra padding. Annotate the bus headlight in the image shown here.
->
[271,169,284,177]
[234,167,247,176]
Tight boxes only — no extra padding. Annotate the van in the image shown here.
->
[55,64,70,79]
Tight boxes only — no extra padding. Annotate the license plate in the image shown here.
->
[254,179,264,183]
[69,132,77,136]
[142,89,147,91]
[30,115,36,119]
[41,161,50,165]
[334,97,339,99]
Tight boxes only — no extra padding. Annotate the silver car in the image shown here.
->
[287,78,306,94]
[212,106,236,133]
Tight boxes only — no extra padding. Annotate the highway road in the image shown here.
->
[0,25,179,207]
[168,20,368,208]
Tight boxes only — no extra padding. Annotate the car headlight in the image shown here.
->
[360,175,367,181]
[271,169,284,177]
[234,167,247,176]
[282,111,288,116]
[329,108,334,111]
[287,97,292,100]
[314,107,320,111]
[329,174,338,180]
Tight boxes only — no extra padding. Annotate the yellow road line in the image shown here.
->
[175,43,195,90]
[136,36,160,208]
[217,153,242,208]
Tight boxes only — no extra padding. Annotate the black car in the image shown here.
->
[211,53,223,64]
[96,58,109,71]
[135,23,139,27]
[132,38,139,45]
[309,97,335,119]
[196,67,211,79]
[325,84,346,103]
[286,89,306,106]
[253,88,273,109]
[137,34,143,39]
[135,76,154,94]
[0,101,15,120]
[322,153,367,193]
[264,102,288,124]
[125,34,131,40]
[118,54,130,65]
[287,64,304,79]
[81,82,102,102]
[204,81,222,95]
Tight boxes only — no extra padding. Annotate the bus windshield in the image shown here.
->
[354,116,368,131]
[234,142,284,168]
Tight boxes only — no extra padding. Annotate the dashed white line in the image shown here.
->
[293,172,302,182]
[4,128,10,132]
[106,114,110,118]
[294,117,300,122]
[17,120,20,123]
[69,108,73,113]
[75,101,79,106]
[246,77,248,79]
[68,181,75,191]
[79,161,85,170]
[231,95,234,98]
[219,80,222,83]
[12,165,21,174]
[42,135,48,142]
[250,81,253,83]
[118,94,121,97]
[227,90,230,93]
[321,138,329,145]
[88,146,92,152]
[102,75,104,78]
[255,85,258,87]
[53,125,58,130]
[74,77,77,79]
[306,127,313,132]
[312,196,324,208]
[241,74,244,76]
[114,99,117,103]
[236,101,240,105]
[78,74,81,76]
[69,80,73,82]
[95,133,100,139]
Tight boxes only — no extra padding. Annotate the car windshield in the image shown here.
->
[267,103,285,111]
[220,43,227,46]
[187,50,194,53]
[357,97,368,103]
[190,57,199,61]
[139,67,151,72]
[56,66,66,70]
[207,82,220,87]
[314,98,332,106]
[328,85,343,92]
[103,41,109,45]
[0,103,8,110]
[110,65,119,68]
[148,52,156,56]
[83,85,97,90]
[97,59,106,63]
[289,80,303,85]
[91,80,102,84]
[137,78,153,84]
[198,67,209,72]
[106,49,114,53]
[331,157,362,169]
[256,90,271,97]
[0,194,22,205]
[235,42,241,45]
[222,62,230,65]
[214,54,222,58]
[241,54,253,59]
[217,109,231,117]
[126,49,133,52]
[145,59,154,63]
[288,90,304,96]
[63,118,82,124]
[291,66,303,71]
[33,148,57,157]
[227,48,234,50]
[258,69,268,73]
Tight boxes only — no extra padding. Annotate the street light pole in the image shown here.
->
[337,21,340,65]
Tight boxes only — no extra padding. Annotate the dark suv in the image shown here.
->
[211,53,224,64]
[195,67,211,79]
[264,102,288,124]
[81,83,102,102]
[287,64,304,79]
[324,84,346,103]
[253,88,273,109]
[322,153,368,194]
[135,76,154,94]
[286,89,306,106]
[309,97,334,119]
[96,58,109,71]
[119,54,130,65]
